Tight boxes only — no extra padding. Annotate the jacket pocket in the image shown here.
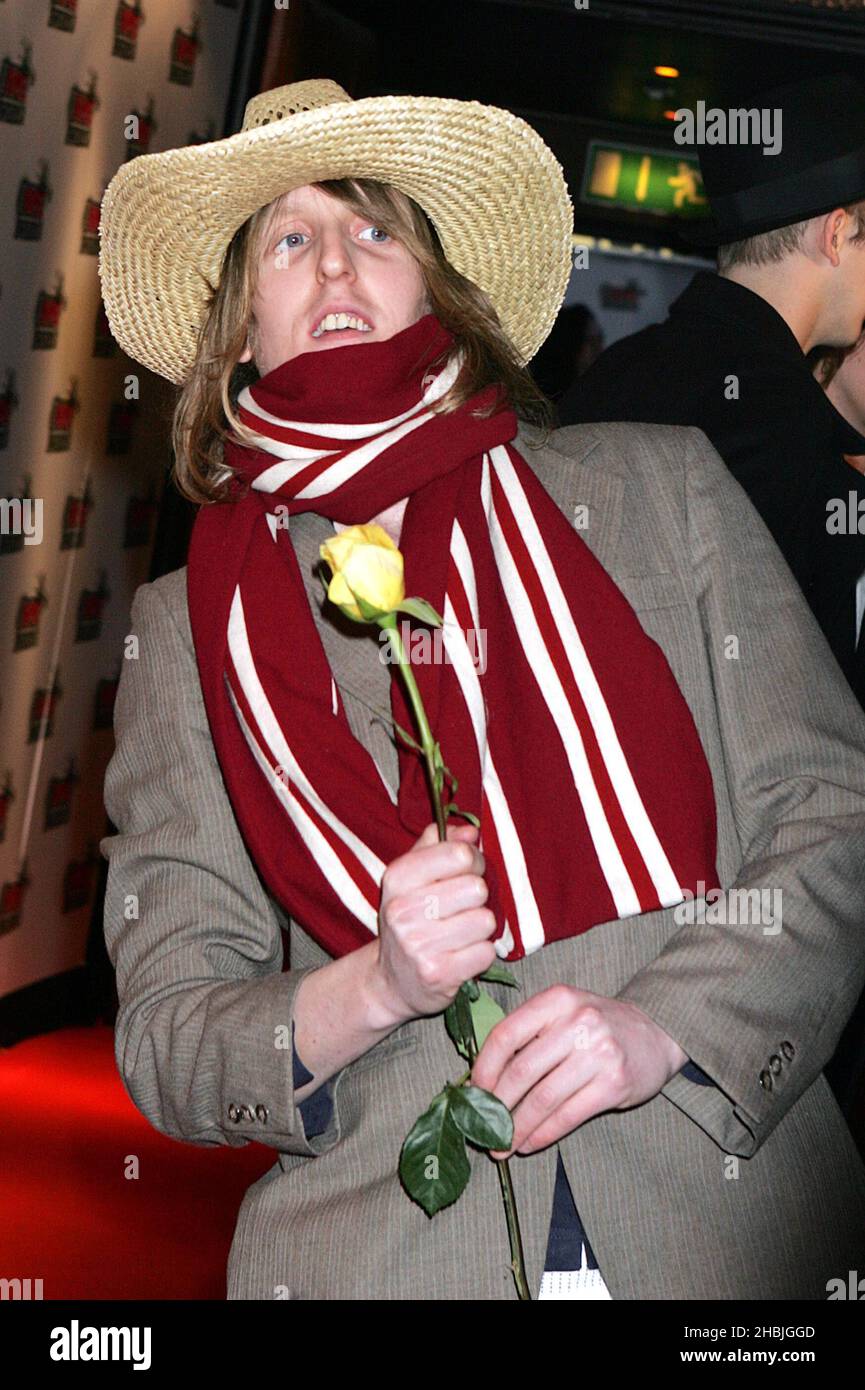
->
[613,570,689,612]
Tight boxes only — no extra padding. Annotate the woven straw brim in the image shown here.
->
[97,94,574,384]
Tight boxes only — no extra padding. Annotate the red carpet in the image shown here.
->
[0,1024,273,1300]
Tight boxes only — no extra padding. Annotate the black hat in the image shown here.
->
[680,71,865,248]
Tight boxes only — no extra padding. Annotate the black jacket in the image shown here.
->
[559,271,865,711]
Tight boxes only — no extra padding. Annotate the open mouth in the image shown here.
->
[311,312,374,339]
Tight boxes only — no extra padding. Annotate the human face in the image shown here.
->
[239,184,432,375]
[816,207,865,349]
[824,333,865,441]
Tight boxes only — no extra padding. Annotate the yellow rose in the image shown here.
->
[320,523,406,621]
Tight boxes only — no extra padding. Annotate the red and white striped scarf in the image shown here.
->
[187,312,719,961]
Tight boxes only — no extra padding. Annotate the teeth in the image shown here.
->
[312,312,373,337]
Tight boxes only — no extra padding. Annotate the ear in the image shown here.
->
[238,326,255,364]
[822,208,847,267]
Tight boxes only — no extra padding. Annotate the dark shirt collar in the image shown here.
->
[672,270,865,452]
[672,270,809,364]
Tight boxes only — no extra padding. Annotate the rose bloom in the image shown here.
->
[320,522,406,620]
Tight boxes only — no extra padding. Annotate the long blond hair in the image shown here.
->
[169,178,558,506]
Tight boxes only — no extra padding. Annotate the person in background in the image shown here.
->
[812,336,865,475]
[808,333,865,1142]
[529,303,604,418]
[559,72,865,720]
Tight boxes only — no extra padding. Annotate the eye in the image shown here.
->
[358,225,390,243]
[275,231,306,252]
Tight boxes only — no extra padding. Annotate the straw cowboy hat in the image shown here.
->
[97,78,574,385]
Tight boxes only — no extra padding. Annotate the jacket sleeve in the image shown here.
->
[292,1022,335,1137]
[100,579,352,1157]
[615,425,865,1158]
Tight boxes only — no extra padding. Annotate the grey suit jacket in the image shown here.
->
[100,420,865,1300]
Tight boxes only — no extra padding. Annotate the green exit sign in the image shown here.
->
[582,140,708,219]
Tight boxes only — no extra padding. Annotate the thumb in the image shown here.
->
[414,819,479,848]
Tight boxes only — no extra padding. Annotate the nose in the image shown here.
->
[316,224,357,280]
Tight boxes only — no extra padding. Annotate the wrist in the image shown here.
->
[358,942,413,1033]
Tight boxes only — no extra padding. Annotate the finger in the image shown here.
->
[388,837,485,897]
[410,871,489,925]
[483,1025,577,1125]
[415,821,441,848]
[471,989,576,1092]
[493,1073,615,1158]
[415,821,479,847]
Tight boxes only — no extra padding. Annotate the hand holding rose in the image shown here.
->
[471,985,689,1158]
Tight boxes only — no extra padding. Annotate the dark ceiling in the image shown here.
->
[316,0,865,113]
[298,0,865,251]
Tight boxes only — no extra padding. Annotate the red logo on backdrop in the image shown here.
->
[125,95,156,160]
[63,843,99,914]
[14,575,48,652]
[170,18,202,86]
[75,570,110,642]
[28,674,63,743]
[61,478,93,550]
[0,42,35,125]
[124,486,157,548]
[0,863,30,937]
[45,759,80,830]
[94,671,120,732]
[600,279,646,311]
[113,0,145,61]
[16,161,53,241]
[0,372,21,451]
[49,0,78,34]
[47,379,80,452]
[0,773,15,845]
[93,300,117,359]
[80,194,101,254]
[66,71,100,147]
[0,473,32,556]
[107,398,138,454]
[34,273,68,350]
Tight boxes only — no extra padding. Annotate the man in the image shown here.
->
[98,75,865,1302]
[560,72,865,712]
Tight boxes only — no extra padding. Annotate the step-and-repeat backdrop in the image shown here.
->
[0,0,243,999]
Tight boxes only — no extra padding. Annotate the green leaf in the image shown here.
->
[455,984,476,1054]
[463,978,480,1002]
[399,1091,472,1215]
[469,988,506,1050]
[478,962,520,990]
[396,597,443,627]
[431,743,446,796]
[391,718,424,754]
[449,1084,514,1150]
[444,998,471,1060]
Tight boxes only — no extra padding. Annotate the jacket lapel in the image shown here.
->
[514,421,625,573]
